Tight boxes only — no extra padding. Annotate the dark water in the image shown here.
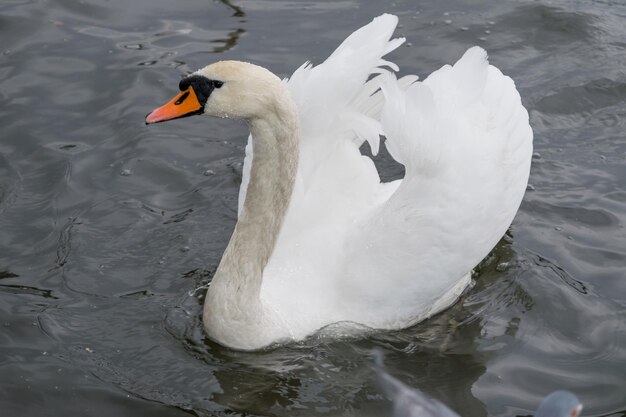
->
[1,0,625,416]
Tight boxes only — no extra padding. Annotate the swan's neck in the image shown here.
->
[204,91,299,348]
[221,113,298,292]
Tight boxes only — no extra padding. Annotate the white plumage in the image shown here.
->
[148,14,533,350]
[258,15,531,342]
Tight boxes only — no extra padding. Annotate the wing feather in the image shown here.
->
[250,17,532,336]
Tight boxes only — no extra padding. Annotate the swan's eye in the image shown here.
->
[213,80,224,88]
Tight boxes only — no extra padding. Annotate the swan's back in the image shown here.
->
[248,15,532,339]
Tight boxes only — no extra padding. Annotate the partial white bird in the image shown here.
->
[146,14,533,350]
[373,352,461,417]
[373,354,582,417]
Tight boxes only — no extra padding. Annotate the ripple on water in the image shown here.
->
[75,20,246,70]
[535,78,626,115]
[473,251,626,416]
[496,4,599,49]
[44,142,92,155]
[1,0,626,416]
[524,200,620,229]
[0,154,20,216]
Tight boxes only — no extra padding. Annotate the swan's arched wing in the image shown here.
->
[239,14,408,217]
[340,47,533,326]
[256,15,416,333]
[254,16,531,336]
[286,14,405,153]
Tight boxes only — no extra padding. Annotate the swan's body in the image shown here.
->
[146,14,533,350]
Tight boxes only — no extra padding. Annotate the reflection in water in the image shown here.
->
[211,28,246,54]
[0,284,58,299]
[219,0,245,18]
[0,270,19,279]
[531,254,588,294]
[51,216,81,271]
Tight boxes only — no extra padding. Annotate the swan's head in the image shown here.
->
[145,61,284,124]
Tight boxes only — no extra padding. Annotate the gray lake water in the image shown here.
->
[1,0,625,416]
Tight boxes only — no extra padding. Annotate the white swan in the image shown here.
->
[146,14,533,350]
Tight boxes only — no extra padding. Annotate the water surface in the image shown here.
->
[1,1,625,416]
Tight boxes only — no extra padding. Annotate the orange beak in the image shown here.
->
[145,87,204,124]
